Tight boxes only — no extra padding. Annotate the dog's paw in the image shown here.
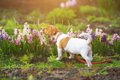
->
[68,55,74,59]
[56,57,61,60]
[68,56,74,59]
[88,64,92,68]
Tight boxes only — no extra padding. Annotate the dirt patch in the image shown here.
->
[0,67,120,80]
[91,67,120,80]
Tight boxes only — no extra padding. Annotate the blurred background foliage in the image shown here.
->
[0,0,120,35]
[0,0,120,12]
[0,0,120,24]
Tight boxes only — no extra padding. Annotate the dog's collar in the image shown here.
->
[55,32,63,41]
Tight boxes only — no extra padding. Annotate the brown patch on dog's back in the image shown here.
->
[59,37,70,49]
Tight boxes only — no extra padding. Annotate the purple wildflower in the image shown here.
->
[0,29,3,40]
[2,31,9,39]
[38,29,47,45]
[70,0,77,7]
[112,33,120,41]
[32,29,38,37]
[101,32,108,42]
[108,33,120,45]
[60,0,77,8]
[27,34,33,44]
[23,22,31,35]
[108,40,114,45]
[15,34,23,45]
[91,32,96,39]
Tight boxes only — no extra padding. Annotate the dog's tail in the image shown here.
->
[79,33,92,44]
[76,55,112,64]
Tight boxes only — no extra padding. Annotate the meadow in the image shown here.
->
[0,0,120,80]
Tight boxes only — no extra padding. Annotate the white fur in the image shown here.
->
[54,32,93,67]
[78,33,92,44]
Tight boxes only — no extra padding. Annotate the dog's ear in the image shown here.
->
[52,27,60,35]
[42,26,52,36]
[42,25,51,34]
[49,25,60,35]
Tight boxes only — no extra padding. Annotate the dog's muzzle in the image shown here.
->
[50,37,56,44]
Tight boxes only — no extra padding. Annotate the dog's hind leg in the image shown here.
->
[80,49,92,67]
[88,50,93,61]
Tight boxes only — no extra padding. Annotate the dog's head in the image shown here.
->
[43,25,60,37]
[43,25,61,43]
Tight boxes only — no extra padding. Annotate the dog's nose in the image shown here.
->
[51,37,55,41]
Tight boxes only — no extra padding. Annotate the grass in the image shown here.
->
[0,54,119,77]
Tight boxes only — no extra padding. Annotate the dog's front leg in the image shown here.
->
[56,48,62,60]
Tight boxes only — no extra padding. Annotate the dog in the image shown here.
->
[43,25,93,67]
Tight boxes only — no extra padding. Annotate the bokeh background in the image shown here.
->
[0,0,120,13]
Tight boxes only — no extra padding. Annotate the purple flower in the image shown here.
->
[2,32,9,39]
[38,29,47,45]
[15,34,24,45]
[70,0,77,7]
[32,29,38,37]
[0,30,3,40]
[15,39,21,45]
[27,34,33,44]
[23,22,31,35]
[112,33,120,41]
[0,35,3,40]
[61,0,77,8]
[108,33,120,45]
[101,33,107,42]
[91,32,96,39]
[108,40,113,45]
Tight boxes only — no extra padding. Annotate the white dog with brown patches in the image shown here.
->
[44,25,93,67]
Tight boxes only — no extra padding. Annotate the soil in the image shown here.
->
[0,67,120,80]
